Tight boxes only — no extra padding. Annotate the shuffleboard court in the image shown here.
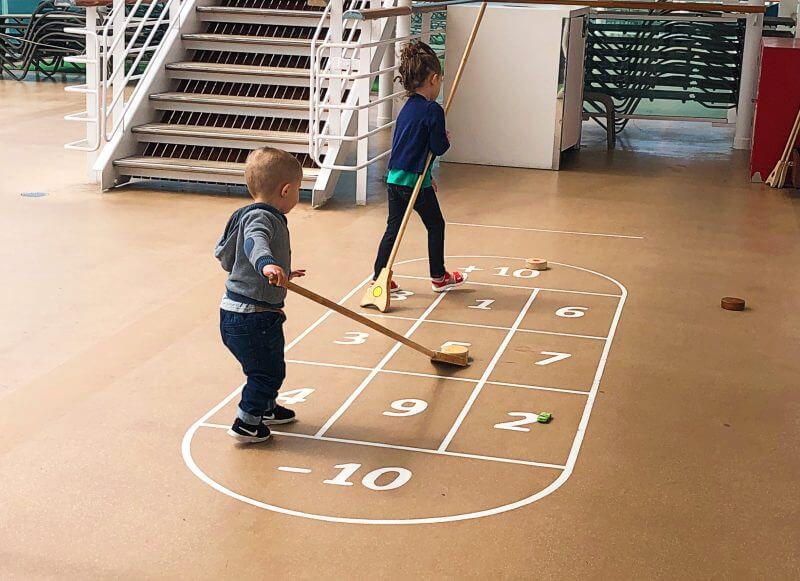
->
[183,256,627,524]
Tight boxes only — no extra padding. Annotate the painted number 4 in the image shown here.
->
[277,388,314,405]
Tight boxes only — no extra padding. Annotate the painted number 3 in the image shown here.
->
[334,331,369,345]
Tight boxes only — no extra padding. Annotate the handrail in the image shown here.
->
[344,0,767,20]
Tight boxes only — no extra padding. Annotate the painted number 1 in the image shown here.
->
[535,351,572,366]
[323,463,412,491]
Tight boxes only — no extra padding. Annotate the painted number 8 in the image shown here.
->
[556,306,588,318]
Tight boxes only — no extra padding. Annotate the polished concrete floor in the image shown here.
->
[1,80,799,579]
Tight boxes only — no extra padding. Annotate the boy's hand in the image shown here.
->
[262,264,287,287]
[432,178,439,193]
[289,269,306,280]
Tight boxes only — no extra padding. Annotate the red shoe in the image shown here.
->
[370,279,401,292]
[431,271,466,293]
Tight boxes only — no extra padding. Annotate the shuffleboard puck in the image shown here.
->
[525,258,548,271]
[721,297,745,311]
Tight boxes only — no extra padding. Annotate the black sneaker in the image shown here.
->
[227,418,271,443]
[262,404,296,425]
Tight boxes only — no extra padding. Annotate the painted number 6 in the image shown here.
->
[556,306,588,318]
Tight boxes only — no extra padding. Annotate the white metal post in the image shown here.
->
[733,0,765,150]
[377,19,395,126]
[356,23,372,205]
[393,0,412,120]
[421,12,432,41]
[111,0,126,140]
[85,7,99,181]
[329,0,344,137]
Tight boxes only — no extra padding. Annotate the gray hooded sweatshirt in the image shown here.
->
[214,203,291,308]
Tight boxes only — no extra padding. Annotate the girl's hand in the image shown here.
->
[289,269,307,280]
[432,178,439,193]
[262,264,287,287]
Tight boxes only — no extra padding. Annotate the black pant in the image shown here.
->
[374,184,446,279]
[220,309,286,419]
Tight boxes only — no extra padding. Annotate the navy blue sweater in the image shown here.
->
[387,94,450,174]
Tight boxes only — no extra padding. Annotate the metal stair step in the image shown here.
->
[113,156,320,187]
[149,92,310,117]
[196,6,326,25]
[133,123,309,143]
[131,123,315,152]
[182,33,313,55]
[166,61,309,80]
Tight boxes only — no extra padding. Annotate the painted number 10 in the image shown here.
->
[323,463,412,491]
[493,267,540,279]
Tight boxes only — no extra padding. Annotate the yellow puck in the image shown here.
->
[372,286,383,298]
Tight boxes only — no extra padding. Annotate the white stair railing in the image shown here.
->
[309,0,439,204]
[63,0,183,168]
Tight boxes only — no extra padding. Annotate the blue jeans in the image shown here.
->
[220,309,286,423]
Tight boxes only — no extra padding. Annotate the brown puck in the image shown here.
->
[525,258,548,271]
[721,297,745,311]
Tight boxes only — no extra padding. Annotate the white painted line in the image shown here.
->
[488,381,589,396]
[364,313,607,340]
[392,275,622,298]
[286,359,373,373]
[269,430,566,470]
[314,291,449,438]
[448,221,645,240]
[278,466,313,474]
[438,289,540,452]
[286,358,588,394]
[517,329,606,341]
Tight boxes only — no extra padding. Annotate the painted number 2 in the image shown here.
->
[334,331,369,345]
[468,299,495,310]
[494,412,540,432]
[535,351,572,366]
[323,463,412,491]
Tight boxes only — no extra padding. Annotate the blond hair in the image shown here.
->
[244,147,303,199]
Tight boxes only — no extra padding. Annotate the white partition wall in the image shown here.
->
[443,3,588,170]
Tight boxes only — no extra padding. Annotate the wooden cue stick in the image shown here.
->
[286,281,436,358]
[779,107,800,166]
[383,1,488,272]
[348,0,765,20]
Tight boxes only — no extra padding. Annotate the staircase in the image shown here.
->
[109,0,335,196]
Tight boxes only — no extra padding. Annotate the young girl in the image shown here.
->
[371,40,465,293]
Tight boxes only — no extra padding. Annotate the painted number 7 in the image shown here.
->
[535,351,571,366]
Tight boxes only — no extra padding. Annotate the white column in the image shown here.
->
[85,7,99,181]
[393,0,412,120]
[329,0,344,137]
[111,0,126,139]
[356,24,371,205]
[733,0,765,150]
[377,18,395,126]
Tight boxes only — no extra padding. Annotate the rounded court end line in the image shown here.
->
[183,255,628,525]
[447,221,646,240]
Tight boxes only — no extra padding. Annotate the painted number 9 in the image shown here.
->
[383,398,428,417]
[556,306,588,318]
